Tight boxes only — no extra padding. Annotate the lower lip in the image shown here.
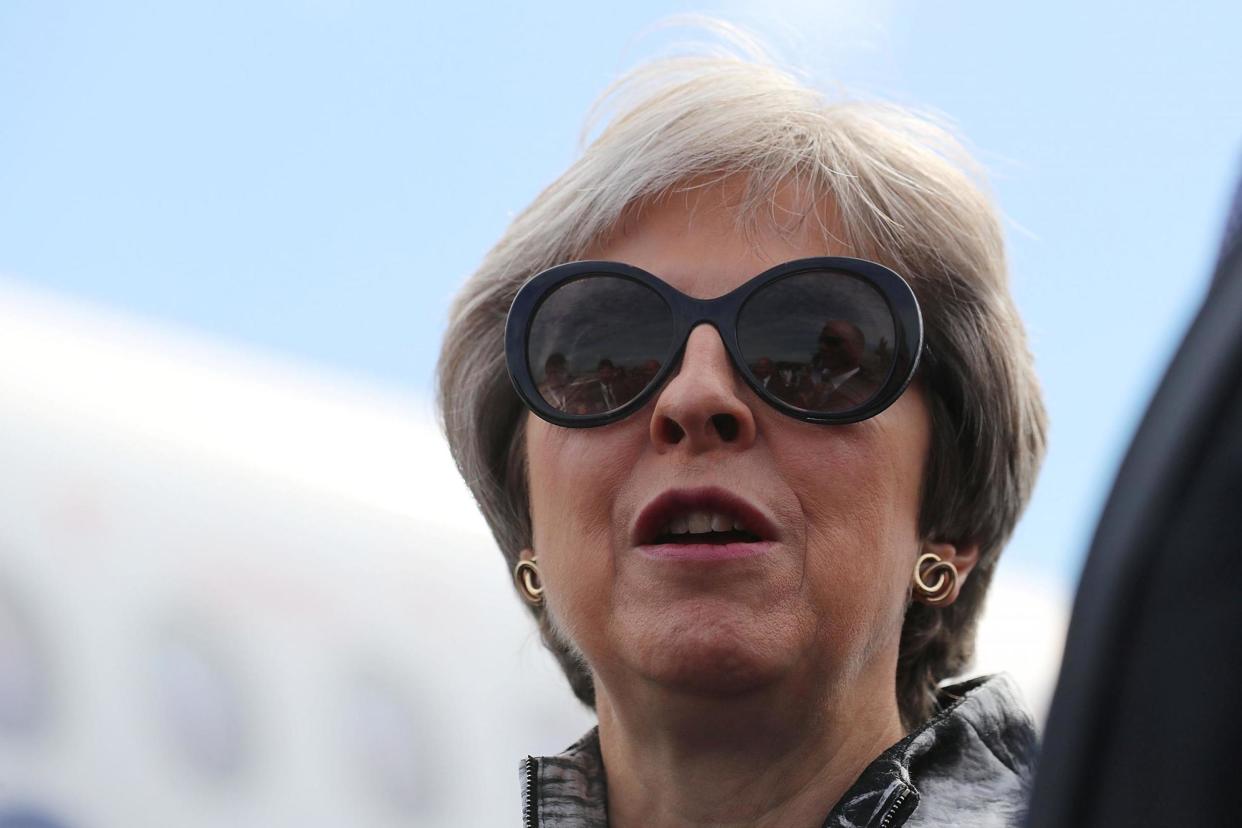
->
[637,541,775,561]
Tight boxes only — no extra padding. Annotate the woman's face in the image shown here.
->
[523,186,933,703]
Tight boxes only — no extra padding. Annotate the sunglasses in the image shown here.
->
[505,256,924,427]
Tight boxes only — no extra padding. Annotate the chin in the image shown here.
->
[613,597,802,698]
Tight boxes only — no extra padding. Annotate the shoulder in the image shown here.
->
[522,728,609,827]
[825,674,1036,828]
[902,674,1037,827]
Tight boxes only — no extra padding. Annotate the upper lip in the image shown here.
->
[631,486,780,546]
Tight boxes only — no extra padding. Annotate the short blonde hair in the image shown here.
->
[437,43,1047,727]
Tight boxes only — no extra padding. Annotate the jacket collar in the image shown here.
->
[521,674,1035,828]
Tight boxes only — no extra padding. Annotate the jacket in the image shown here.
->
[520,673,1035,827]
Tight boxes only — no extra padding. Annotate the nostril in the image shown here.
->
[711,413,740,441]
[659,418,686,444]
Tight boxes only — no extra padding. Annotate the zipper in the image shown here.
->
[523,755,539,828]
[876,786,911,828]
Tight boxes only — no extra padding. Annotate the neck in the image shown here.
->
[596,657,905,828]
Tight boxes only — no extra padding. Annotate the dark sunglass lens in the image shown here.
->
[528,275,673,416]
[738,270,896,414]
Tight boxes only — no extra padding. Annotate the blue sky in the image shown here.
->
[3,1,1240,584]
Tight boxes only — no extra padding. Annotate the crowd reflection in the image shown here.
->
[536,319,888,416]
[751,320,883,411]
[537,354,662,415]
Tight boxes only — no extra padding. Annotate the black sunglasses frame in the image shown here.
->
[505,256,924,428]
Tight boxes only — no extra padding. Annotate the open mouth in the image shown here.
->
[647,510,764,545]
[633,487,777,549]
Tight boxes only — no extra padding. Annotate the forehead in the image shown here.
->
[583,180,853,299]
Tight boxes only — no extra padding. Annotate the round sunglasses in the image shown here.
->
[504,256,924,427]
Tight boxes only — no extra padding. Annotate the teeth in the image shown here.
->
[661,510,748,537]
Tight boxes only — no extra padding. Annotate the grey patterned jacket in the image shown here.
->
[520,673,1035,827]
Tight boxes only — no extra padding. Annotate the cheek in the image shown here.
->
[524,417,639,615]
[773,396,929,633]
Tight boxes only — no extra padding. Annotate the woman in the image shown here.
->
[437,41,1046,828]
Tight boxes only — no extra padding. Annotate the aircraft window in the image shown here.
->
[0,805,75,828]
[0,577,50,739]
[340,670,438,817]
[148,629,250,781]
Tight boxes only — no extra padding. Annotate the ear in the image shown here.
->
[916,540,980,606]
[518,547,536,563]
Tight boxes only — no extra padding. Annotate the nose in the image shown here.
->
[649,323,758,453]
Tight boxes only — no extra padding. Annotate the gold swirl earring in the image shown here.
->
[514,557,545,606]
[913,551,958,607]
